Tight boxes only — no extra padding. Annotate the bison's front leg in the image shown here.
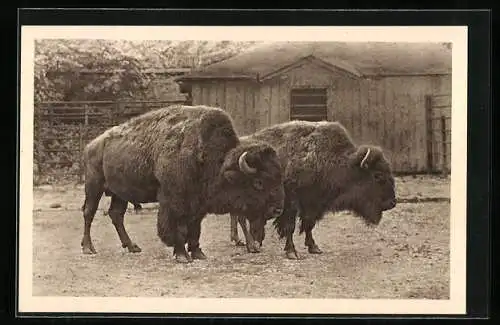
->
[108,194,141,253]
[284,219,299,260]
[156,202,191,263]
[173,221,193,263]
[238,216,261,253]
[230,214,245,247]
[187,218,207,260]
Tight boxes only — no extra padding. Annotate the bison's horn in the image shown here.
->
[238,151,257,174]
[360,148,371,168]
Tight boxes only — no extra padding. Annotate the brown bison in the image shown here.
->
[81,105,285,263]
[229,120,396,259]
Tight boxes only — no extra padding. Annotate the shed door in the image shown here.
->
[290,88,328,122]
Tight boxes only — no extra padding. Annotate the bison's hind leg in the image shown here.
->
[274,202,301,260]
[108,194,142,253]
[81,179,105,254]
[299,216,322,254]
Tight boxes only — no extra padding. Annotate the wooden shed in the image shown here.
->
[176,41,452,174]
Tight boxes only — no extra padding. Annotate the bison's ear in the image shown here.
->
[349,146,382,169]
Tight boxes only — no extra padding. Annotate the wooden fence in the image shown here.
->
[35,98,188,183]
[425,94,451,175]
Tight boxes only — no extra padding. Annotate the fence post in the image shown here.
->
[440,115,448,177]
[84,104,89,126]
[79,105,90,184]
[424,95,434,172]
[110,102,117,125]
[78,123,84,184]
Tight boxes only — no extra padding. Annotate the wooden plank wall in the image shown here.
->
[258,61,358,132]
[189,64,451,173]
[191,80,257,136]
[377,77,424,172]
[429,74,452,172]
[377,75,451,172]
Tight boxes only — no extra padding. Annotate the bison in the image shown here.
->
[81,105,285,263]
[229,120,396,259]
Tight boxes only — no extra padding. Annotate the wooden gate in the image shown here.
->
[425,94,451,175]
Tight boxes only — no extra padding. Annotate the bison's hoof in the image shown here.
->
[247,241,261,253]
[82,246,97,255]
[286,251,300,260]
[127,243,142,253]
[308,245,323,254]
[175,254,193,264]
[233,239,245,247]
[191,248,207,260]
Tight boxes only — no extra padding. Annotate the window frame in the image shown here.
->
[289,87,328,122]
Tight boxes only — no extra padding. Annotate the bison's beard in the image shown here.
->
[352,209,383,227]
[209,197,249,216]
[330,195,383,227]
[362,204,383,226]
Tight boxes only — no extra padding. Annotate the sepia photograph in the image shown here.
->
[18,25,468,315]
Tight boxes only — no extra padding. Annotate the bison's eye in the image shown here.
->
[253,179,264,190]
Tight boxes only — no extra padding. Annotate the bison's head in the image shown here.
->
[334,145,396,226]
[217,143,285,230]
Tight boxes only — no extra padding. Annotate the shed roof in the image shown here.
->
[178,41,452,81]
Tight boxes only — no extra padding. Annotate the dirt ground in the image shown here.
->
[31,175,450,299]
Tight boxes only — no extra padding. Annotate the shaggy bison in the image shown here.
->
[230,120,396,259]
[81,105,285,263]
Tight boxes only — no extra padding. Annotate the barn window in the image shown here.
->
[290,88,328,122]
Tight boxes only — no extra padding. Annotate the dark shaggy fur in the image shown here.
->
[230,120,396,259]
[81,105,285,263]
